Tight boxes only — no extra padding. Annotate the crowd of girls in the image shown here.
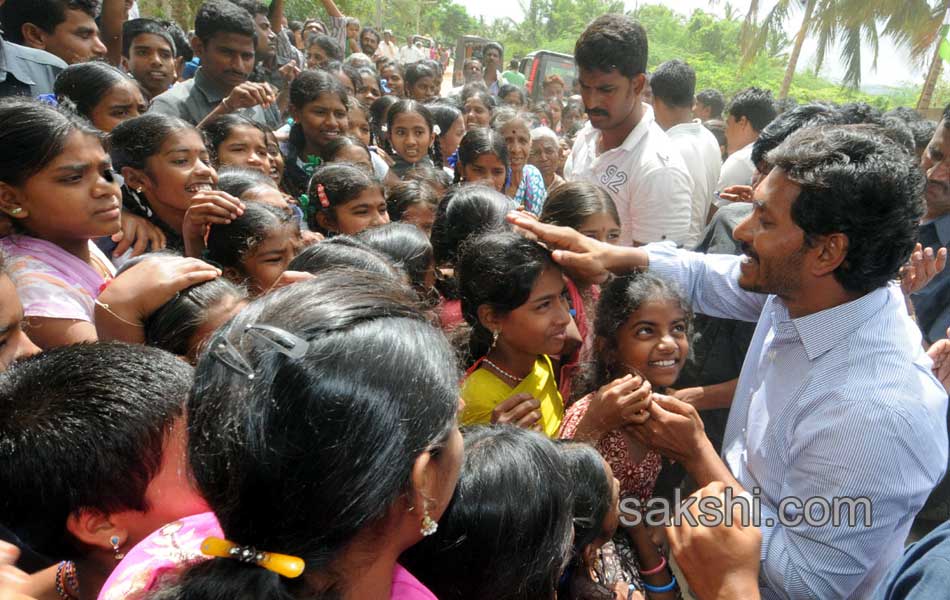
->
[0,3,717,598]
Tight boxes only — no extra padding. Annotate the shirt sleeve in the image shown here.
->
[148,92,181,118]
[646,241,767,322]
[327,16,347,53]
[12,270,94,322]
[758,396,940,599]
[625,164,693,245]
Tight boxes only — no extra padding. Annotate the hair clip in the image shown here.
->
[209,337,256,380]
[432,124,441,136]
[201,537,305,579]
[316,183,330,208]
[245,324,309,360]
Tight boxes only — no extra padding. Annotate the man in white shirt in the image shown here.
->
[377,29,398,60]
[564,14,693,247]
[714,87,777,208]
[398,36,424,63]
[651,59,722,248]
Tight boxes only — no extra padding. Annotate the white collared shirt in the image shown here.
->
[667,119,722,248]
[565,104,694,246]
[714,141,756,207]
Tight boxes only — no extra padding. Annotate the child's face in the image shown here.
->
[400,202,436,237]
[389,112,434,164]
[347,108,372,146]
[89,81,147,133]
[461,153,507,193]
[293,93,348,152]
[380,64,405,97]
[614,299,689,388]
[125,33,177,99]
[578,212,621,245]
[441,115,465,158]
[240,222,299,295]
[139,129,217,215]
[323,187,389,235]
[499,120,530,170]
[463,97,491,129]
[0,273,40,371]
[7,131,122,244]
[217,125,271,177]
[492,266,571,357]
[265,134,285,183]
[346,21,360,39]
[410,76,437,102]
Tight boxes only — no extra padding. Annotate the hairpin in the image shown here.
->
[432,124,441,136]
[209,324,311,379]
[316,183,330,208]
[201,537,305,579]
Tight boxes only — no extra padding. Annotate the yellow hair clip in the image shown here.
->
[200,537,305,579]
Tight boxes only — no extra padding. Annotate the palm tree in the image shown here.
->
[914,0,950,109]
[740,0,937,99]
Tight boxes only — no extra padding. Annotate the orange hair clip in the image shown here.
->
[200,537,305,579]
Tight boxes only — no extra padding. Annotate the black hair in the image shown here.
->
[306,33,343,62]
[650,59,695,109]
[428,102,463,145]
[199,113,269,168]
[457,231,558,363]
[194,0,256,44]
[109,113,197,172]
[287,236,401,279]
[387,99,441,166]
[726,87,777,132]
[750,103,838,169]
[53,62,136,122]
[122,18,177,58]
[703,118,727,158]
[1,0,98,44]
[556,441,614,600]
[454,127,509,184]
[359,222,435,296]
[216,166,279,199]
[206,201,296,276]
[288,20,302,32]
[159,272,459,599]
[0,342,192,559]
[539,182,620,231]
[370,94,399,146]
[430,184,511,268]
[498,84,526,107]
[402,164,453,190]
[767,125,925,294]
[0,97,100,187]
[145,277,248,360]
[405,62,437,91]
[229,0,267,17]
[482,41,503,60]
[882,116,917,156]
[305,162,383,233]
[401,426,573,600]
[909,119,938,154]
[160,20,193,62]
[341,64,363,94]
[835,101,883,126]
[886,106,923,124]
[695,88,724,118]
[574,14,647,78]
[387,179,440,222]
[323,134,373,165]
[460,84,494,114]
[359,26,380,47]
[422,58,444,78]
[287,69,348,159]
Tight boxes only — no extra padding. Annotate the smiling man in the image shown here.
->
[0,0,106,65]
[564,14,693,247]
[149,0,280,129]
[516,124,948,599]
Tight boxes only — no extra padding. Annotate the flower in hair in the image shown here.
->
[433,124,441,135]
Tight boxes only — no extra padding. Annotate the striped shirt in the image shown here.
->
[647,243,948,599]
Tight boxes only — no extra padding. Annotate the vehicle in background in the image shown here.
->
[452,35,501,87]
[518,51,576,102]
[412,35,434,50]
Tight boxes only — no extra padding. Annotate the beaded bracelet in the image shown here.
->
[639,555,667,576]
[642,575,677,594]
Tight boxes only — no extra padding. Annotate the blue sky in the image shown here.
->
[458,0,933,88]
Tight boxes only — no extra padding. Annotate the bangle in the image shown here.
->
[638,555,667,576]
[221,96,232,111]
[641,575,677,594]
[94,299,143,328]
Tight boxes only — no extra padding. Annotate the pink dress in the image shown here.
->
[98,512,436,600]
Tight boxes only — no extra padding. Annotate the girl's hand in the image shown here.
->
[716,185,754,203]
[96,256,222,343]
[491,392,541,429]
[581,374,652,438]
[182,191,245,258]
[112,211,167,257]
[0,541,35,600]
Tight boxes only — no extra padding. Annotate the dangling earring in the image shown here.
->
[420,507,438,536]
[490,329,499,349]
[8,208,22,215]
[110,535,125,561]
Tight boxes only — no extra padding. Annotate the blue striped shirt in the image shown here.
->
[648,243,949,600]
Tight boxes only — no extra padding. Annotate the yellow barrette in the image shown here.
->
[200,537,305,579]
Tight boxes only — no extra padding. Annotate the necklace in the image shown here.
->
[55,561,79,600]
[482,357,525,384]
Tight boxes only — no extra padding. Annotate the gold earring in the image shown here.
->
[420,509,438,536]
[110,535,125,561]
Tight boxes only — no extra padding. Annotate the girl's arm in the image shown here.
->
[100,0,125,66]
[25,317,97,350]
[622,521,679,600]
[670,378,738,411]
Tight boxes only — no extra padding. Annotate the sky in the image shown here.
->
[456,0,934,89]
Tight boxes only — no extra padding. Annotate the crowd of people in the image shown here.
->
[1,0,950,599]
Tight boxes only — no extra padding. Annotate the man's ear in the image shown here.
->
[812,232,850,278]
[191,35,204,61]
[20,23,48,50]
[65,509,126,554]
